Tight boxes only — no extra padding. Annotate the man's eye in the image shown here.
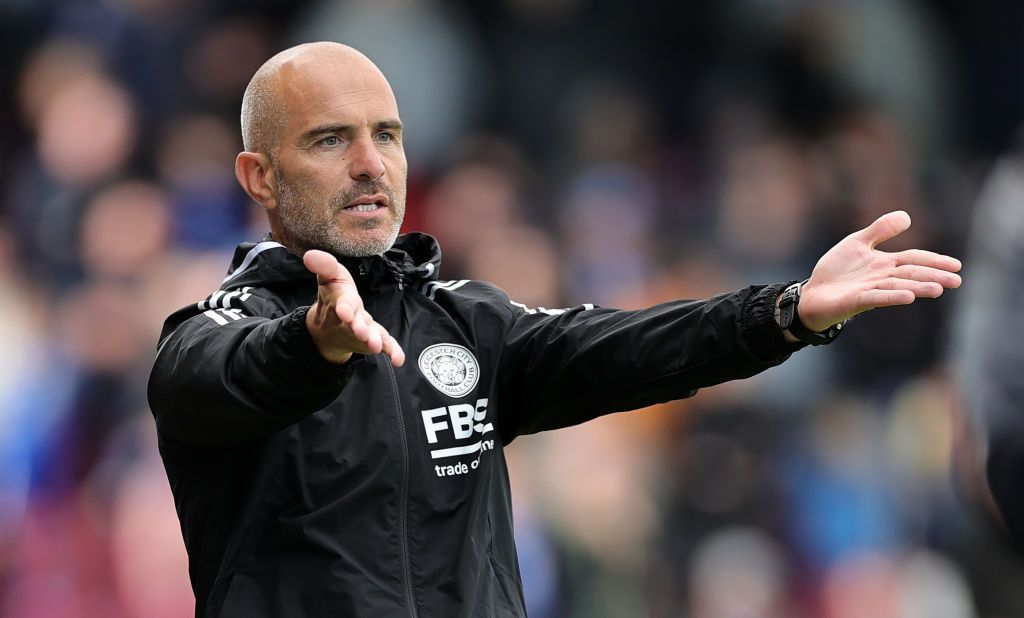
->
[375,132,394,143]
[320,136,340,146]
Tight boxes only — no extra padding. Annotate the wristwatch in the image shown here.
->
[778,280,846,345]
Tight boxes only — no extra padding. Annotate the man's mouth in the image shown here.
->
[343,194,388,213]
[345,203,382,213]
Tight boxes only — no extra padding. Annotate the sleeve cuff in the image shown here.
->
[741,281,807,362]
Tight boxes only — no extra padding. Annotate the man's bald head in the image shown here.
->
[240,42,390,156]
[235,42,407,258]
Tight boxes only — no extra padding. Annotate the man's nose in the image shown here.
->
[348,137,386,181]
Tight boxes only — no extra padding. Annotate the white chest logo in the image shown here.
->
[418,344,479,398]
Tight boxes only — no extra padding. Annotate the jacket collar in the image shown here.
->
[220,232,443,296]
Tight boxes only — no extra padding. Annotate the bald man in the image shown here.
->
[148,42,962,617]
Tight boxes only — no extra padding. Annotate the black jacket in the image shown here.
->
[148,232,800,618]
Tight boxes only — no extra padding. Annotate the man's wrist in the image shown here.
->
[776,281,846,346]
[321,350,354,366]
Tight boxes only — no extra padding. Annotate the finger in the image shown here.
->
[878,278,944,298]
[303,249,354,287]
[364,319,384,354]
[856,211,912,249]
[893,249,962,272]
[349,310,371,342]
[381,332,406,367]
[889,265,962,288]
[330,283,364,323]
[857,288,916,309]
[333,297,357,323]
[378,327,405,366]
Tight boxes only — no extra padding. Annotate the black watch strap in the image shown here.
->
[778,280,846,346]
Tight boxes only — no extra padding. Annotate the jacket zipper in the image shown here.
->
[385,361,418,617]
[388,262,405,290]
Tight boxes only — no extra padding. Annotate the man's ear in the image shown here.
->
[235,151,278,210]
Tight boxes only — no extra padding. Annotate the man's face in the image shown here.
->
[270,56,407,257]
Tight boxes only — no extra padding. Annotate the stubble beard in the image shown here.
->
[275,171,405,258]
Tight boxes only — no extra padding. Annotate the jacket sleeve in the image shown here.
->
[147,289,357,446]
[493,282,802,442]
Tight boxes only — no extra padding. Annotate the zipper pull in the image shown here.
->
[385,260,405,290]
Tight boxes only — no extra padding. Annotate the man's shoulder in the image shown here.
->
[416,279,598,321]
[416,279,522,319]
[155,284,293,347]
[419,278,505,302]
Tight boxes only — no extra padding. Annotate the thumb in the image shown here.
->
[856,210,912,249]
[303,249,352,286]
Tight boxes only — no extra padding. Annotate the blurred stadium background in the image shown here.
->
[2,0,1023,616]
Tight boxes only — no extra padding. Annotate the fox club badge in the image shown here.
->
[418,343,479,398]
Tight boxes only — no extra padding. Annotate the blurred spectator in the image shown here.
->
[35,72,137,187]
[688,527,791,618]
[523,417,659,618]
[821,550,975,618]
[79,181,170,278]
[954,143,1024,543]
[422,154,525,279]
[109,420,193,618]
[783,397,902,571]
[9,46,139,287]
[155,113,250,249]
[560,165,658,307]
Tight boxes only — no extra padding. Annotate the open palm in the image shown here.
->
[303,249,406,367]
[797,211,962,332]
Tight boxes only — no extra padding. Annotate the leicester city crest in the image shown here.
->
[418,343,479,398]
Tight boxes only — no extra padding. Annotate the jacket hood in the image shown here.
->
[219,232,443,293]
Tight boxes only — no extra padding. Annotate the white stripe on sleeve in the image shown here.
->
[203,310,229,326]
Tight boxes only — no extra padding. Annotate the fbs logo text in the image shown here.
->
[421,398,495,475]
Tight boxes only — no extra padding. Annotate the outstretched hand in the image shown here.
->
[303,250,405,367]
[797,211,962,332]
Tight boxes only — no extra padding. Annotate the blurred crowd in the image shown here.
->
[2,0,1024,616]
